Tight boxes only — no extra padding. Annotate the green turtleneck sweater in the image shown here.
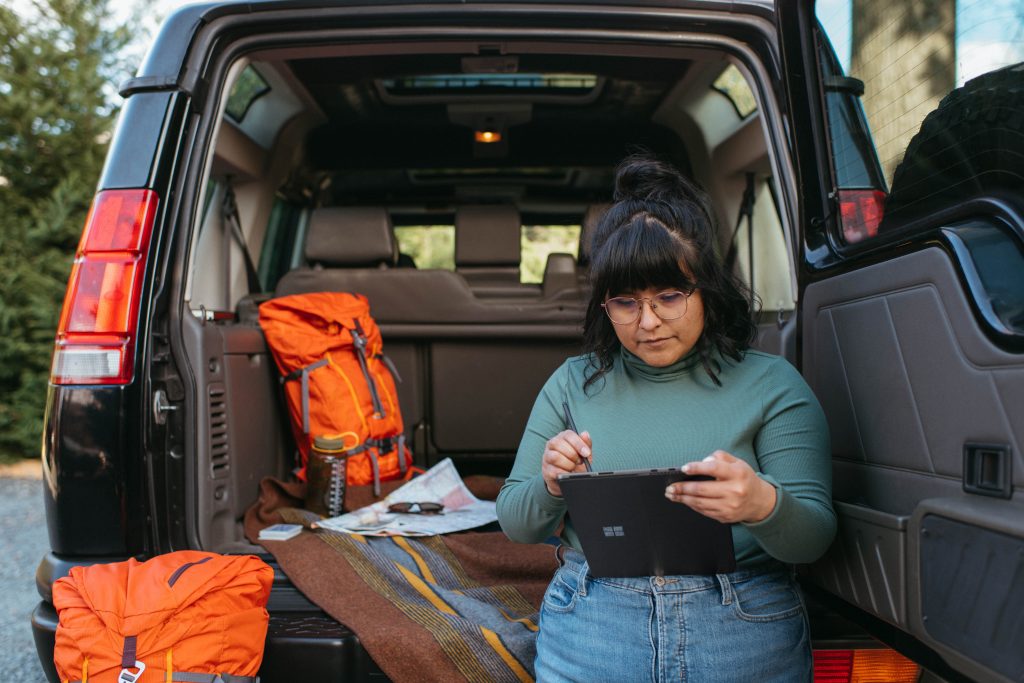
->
[496,348,836,568]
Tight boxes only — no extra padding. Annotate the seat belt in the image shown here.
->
[724,172,757,308]
[221,180,262,307]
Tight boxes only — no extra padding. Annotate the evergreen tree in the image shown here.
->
[0,0,136,459]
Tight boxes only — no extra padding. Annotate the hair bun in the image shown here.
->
[613,154,689,202]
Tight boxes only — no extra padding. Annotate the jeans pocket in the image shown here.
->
[542,567,581,614]
[731,573,804,623]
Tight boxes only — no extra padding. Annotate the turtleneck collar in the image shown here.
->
[619,344,703,382]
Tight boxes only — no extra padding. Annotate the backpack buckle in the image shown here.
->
[118,661,146,683]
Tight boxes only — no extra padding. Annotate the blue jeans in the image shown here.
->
[535,548,811,682]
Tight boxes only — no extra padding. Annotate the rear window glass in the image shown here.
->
[393,225,455,270]
[521,225,580,284]
[816,0,1024,244]
[393,223,580,284]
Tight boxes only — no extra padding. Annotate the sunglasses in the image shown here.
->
[387,501,445,515]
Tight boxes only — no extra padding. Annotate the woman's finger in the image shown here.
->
[709,449,739,463]
[681,459,724,478]
[546,435,584,462]
[666,481,727,499]
[673,495,739,523]
[544,448,580,473]
[562,430,592,459]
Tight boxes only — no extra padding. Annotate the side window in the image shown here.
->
[521,225,580,284]
[726,176,796,314]
[225,66,271,123]
[393,225,455,269]
[258,198,305,290]
[816,1,1024,246]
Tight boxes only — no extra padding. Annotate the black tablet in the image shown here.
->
[557,467,736,577]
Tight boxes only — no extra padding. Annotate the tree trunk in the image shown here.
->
[851,0,956,184]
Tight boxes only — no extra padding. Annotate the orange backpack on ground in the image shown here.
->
[258,292,411,492]
[53,551,272,683]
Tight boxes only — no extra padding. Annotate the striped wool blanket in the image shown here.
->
[245,477,558,683]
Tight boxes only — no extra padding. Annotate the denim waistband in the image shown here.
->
[554,545,790,594]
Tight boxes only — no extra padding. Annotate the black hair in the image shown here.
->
[582,153,757,390]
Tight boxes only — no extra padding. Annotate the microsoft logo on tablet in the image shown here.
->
[603,526,625,537]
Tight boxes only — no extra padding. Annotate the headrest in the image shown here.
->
[542,252,578,297]
[544,252,577,277]
[455,205,521,267]
[578,203,610,266]
[304,207,396,267]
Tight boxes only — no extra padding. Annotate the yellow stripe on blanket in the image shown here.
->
[480,627,534,683]
[498,608,539,632]
[393,561,458,616]
[393,536,438,584]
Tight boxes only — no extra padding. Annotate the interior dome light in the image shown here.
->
[474,130,502,143]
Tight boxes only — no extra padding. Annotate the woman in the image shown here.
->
[496,155,835,682]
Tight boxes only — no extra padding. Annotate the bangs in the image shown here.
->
[590,214,695,297]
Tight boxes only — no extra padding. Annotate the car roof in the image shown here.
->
[133,0,776,88]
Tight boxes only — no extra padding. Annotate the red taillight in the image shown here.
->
[51,189,158,385]
[813,648,920,683]
[838,189,886,244]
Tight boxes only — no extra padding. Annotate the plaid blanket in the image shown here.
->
[245,477,558,683]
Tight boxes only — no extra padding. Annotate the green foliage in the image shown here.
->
[0,0,136,460]
[520,225,580,283]
[393,224,580,283]
[393,226,456,270]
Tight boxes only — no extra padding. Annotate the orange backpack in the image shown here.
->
[258,292,411,492]
[53,551,272,683]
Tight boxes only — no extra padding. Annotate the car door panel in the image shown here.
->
[801,244,1024,681]
[913,497,1024,682]
[803,247,1023,494]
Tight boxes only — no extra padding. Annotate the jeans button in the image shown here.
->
[654,576,666,586]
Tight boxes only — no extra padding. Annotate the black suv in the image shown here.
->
[32,1,1024,681]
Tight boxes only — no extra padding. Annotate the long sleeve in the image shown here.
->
[742,358,836,563]
[497,349,835,569]
[496,362,571,544]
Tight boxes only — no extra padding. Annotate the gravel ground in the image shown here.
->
[0,472,50,683]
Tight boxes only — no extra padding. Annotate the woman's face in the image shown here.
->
[609,286,705,367]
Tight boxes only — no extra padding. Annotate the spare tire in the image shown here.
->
[881,62,1024,228]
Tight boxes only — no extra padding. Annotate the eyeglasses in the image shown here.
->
[387,501,445,515]
[601,290,693,325]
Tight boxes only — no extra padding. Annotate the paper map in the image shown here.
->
[314,458,498,536]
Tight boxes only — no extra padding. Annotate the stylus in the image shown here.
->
[562,401,593,472]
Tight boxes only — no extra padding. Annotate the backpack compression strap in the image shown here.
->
[349,320,385,418]
[282,359,330,434]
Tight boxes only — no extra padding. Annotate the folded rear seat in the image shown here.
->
[274,205,578,324]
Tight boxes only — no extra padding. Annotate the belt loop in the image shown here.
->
[554,544,566,567]
[716,573,733,606]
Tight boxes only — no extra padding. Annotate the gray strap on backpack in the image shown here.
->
[368,449,381,497]
[173,673,260,683]
[396,434,407,474]
[282,358,329,434]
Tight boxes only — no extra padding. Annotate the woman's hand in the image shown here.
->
[542,430,593,497]
[664,450,777,523]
